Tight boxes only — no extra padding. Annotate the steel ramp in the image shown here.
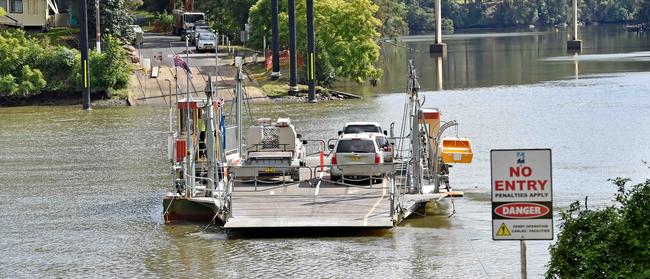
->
[223,180,394,229]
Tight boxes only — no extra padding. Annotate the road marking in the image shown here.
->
[315,171,324,196]
[363,179,387,226]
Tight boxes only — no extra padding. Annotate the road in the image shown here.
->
[127,33,268,106]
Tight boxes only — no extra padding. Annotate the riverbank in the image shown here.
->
[0,89,128,107]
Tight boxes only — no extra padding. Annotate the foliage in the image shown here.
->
[149,11,174,33]
[249,0,382,85]
[38,46,78,91]
[87,0,135,42]
[79,36,130,91]
[0,7,6,17]
[638,0,650,23]
[407,0,645,29]
[494,0,537,27]
[197,0,258,41]
[406,1,455,31]
[374,0,410,38]
[0,30,48,96]
[0,30,130,97]
[126,0,144,11]
[546,177,650,278]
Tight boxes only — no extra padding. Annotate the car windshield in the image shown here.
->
[199,33,214,40]
[343,125,381,134]
[336,139,375,153]
[184,14,204,23]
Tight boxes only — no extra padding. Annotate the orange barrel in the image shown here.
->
[176,139,187,162]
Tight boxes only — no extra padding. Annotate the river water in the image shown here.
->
[1,25,650,278]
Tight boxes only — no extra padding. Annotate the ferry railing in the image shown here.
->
[314,162,395,182]
[303,139,326,171]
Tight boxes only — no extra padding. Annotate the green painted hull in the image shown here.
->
[162,196,216,223]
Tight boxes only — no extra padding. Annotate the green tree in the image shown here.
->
[197,0,257,41]
[638,0,650,22]
[546,177,650,278]
[374,0,409,38]
[249,0,382,84]
[87,0,135,41]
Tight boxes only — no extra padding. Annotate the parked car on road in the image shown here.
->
[195,32,216,53]
[190,24,211,45]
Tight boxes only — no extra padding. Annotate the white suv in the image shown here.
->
[329,133,385,182]
[338,122,386,136]
[337,122,393,162]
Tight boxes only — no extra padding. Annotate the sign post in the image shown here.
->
[491,149,553,279]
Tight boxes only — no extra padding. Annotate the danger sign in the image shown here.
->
[491,149,553,240]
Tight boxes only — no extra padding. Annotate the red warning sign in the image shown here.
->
[491,149,553,240]
[494,202,550,219]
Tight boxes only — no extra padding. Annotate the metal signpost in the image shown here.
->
[491,149,553,279]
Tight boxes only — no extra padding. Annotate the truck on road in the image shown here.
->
[173,10,206,39]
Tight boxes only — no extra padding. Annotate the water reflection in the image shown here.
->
[337,25,650,94]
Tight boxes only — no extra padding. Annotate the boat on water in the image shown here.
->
[162,59,473,229]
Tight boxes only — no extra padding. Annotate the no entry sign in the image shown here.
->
[491,149,553,240]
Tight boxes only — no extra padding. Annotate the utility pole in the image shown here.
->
[95,0,100,53]
[288,0,298,95]
[270,0,281,80]
[79,0,91,110]
[306,0,316,102]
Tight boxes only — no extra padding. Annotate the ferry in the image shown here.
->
[162,60,473,229]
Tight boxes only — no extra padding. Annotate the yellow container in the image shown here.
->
[441,137,473,164]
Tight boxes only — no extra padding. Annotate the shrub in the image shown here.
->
[38,46,77,92]
[0,75,18,95]
[75,36,130,91]
[546,177,650,278]
[150,11,174,33]
[0,29,130,97]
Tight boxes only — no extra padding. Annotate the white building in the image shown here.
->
[0,0,64,28]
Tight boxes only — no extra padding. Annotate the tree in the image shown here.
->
[639,0,650,23]
[546,176,650,278]
[197,0,257,41]
[87,0,135,41]
[248,0,382,85]
[126,0,144,11]
[373,0,409,39]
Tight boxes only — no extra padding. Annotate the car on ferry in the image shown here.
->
[337,122,393,162]
[329,133,386,182]
[338,122,387,136]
